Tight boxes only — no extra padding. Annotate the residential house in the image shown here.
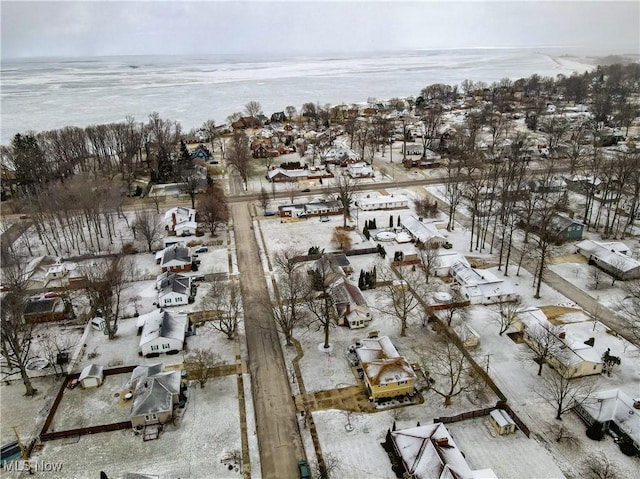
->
[156,272,194,307]
[164,207,197,235]
[278,198,343,218]
[357,194,409,211]
[389,422,498,479]
[270,111,287,123]
[138,309,189,356]
[403,144,423,155]
[355,336,416,401]
[330,278,372,329]
[433,251,471,277]
[230,116,261,130]
[574,389,640,455]
[450,260,520,305]
[576,240,640,280]
[346,161,374,178]
[78,364,104,388]
[158,243,192,273]
[514,307,605,379]
[23,255,71,290]
[323,146,359,166]
[522,213,585,244]
[129,364,182,432]
[23,297,68,323]
[400,216,447,246]
[190,144,211,161]
[529,177,567,194]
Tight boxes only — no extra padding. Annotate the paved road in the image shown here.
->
[231,202,304,479]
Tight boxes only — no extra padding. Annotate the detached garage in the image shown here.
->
[79,364,104,388]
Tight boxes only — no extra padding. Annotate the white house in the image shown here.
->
[357,194,409,211]
[450,260,519,304]
[138,309,189,356]
[156,272,193,307]
[433,251,471,277]
[164,207,196,231]
[390,422,497,479]
[400,216,447,246]
[78,364,104,388]
[346,161,374,178]
[576,239,640,280]
[574,389,640,454]
[330,278,372,329]
[173,221,198,237]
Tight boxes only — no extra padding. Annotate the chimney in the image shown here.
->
[435,437,449,447]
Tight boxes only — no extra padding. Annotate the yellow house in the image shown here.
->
[515,307,604,379]
[355,336,416,401]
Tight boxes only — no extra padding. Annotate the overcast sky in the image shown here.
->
[1,1,639,59]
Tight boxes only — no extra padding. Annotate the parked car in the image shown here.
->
[297,460,310,479]
[193,275,206,283]
[300,188,311,193]
[195,247,208,253]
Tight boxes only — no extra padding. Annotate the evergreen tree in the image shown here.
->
[389,215,394,228]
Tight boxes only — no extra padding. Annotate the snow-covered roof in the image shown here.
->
[391,422,497,479]
[356,336,416,386]
[451,261,501,286]
[267,168,309,179]
[164,207,195,224]
[160,244,191,266]
[576,240,639,273]
[79,363,104,381]
[357,194,409,207]
[157,272,191,297]
[139,309,188,346]
[401,216,446,244]
[131,370,181,417]
[581,389,639,445]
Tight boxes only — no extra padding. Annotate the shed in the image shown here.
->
[489,409,517,435]
[79,364,104,388]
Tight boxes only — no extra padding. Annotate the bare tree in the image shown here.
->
[377,266,424,337]
[133,209,164,252]
[416,242,440,285]
[271,250,308,346]
[285,105,297,121]
[202,279,242,340]
[180,172,202,209]
[535,373,594,420]
[35,330,80,378]
[201,119,217,154]
[82,255,134,339]
[226,131,252,189]
[521,322,562,376]
[619,280,640,343]
[259,187,270,214]
[418,336,477,406]
[313,452,342,479]
[197,184,229,236]
[334,174,358,228]
[185,348,221,388]
[304,257,339,349]
[332,228,352,250]
[590,267,603,290]
[492,299,522,335]
[0,273,37,395]
[437,291,469,327]
[244,100,263,118]
[584,453,620,479]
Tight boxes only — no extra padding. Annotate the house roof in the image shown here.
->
[576,240,639,273]
[358,194,409,207]
[139,310,188,347]
[391,422,497,479]
[164,207,195,224]
[24,298,64,315]
[401,216,446,244]
[131,371,181,417]
[79,363,104,381]
[356,336,416,386]
[161,244,191,266]
[582,389,640,445]
[158,272,191,297]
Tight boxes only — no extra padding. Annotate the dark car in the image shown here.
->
[297,460,310,479]
[300,188,311,193]
[195,247,208,253]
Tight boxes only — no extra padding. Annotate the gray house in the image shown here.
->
[130,364,182,435]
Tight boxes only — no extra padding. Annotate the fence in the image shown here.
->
[39,365,137,442]
[434,401,531,437]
